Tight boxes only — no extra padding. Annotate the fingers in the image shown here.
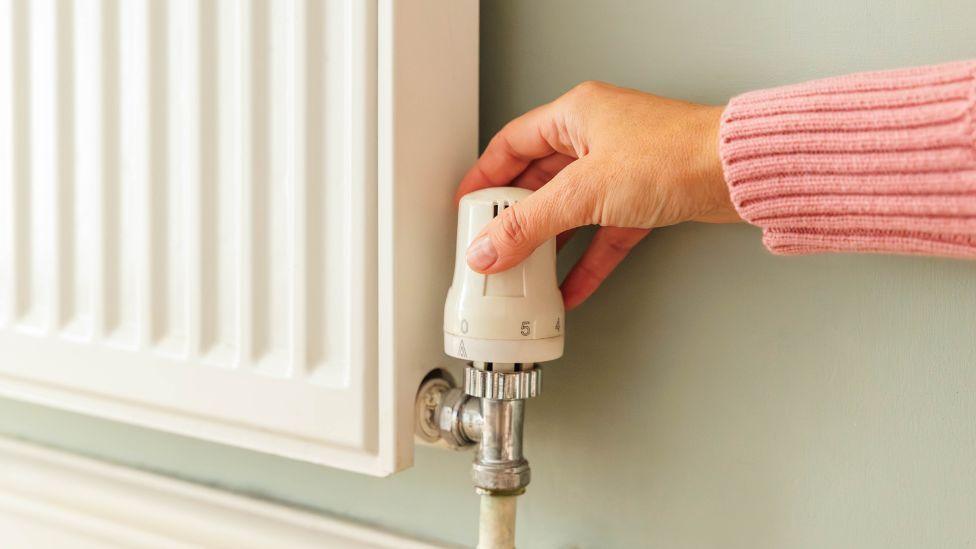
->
[455,103,576,203]
[560,227,650,310]
[466,159,596,274]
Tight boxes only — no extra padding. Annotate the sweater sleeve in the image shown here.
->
[719,59,976,258]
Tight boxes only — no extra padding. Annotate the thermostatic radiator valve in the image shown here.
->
[443,187,564,364]
[417,187,565,548]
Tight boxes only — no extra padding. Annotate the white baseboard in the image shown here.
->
[0,437,450,549]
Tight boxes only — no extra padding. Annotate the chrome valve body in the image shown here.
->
[415,362,542,495]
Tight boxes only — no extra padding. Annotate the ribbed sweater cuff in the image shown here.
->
[719,60,976,258]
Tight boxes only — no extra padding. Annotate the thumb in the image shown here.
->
[465,160,595,274]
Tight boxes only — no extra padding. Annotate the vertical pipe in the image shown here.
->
[478,494,517,549]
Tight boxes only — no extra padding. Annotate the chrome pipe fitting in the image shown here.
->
[415,363,542,495]
[471,398,529,495]
[437,385,483,448]
[464,363,540,495]
[415,374,482,448]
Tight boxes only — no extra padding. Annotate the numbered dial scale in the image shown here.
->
[444,187,565,364]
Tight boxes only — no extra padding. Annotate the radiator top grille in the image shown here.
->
[0,0,361,383]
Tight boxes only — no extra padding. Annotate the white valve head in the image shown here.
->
[444,187,564,364]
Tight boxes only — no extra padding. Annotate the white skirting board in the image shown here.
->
[0,437,450,549]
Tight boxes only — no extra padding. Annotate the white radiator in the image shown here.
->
[0,0,478,475]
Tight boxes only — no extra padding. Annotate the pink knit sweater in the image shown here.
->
[719,59,976,258]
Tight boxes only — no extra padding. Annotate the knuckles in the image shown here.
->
[562,80,612,108]
[494,206,531,250]
[569,80,610,98]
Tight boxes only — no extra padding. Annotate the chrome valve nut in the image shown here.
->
[437,387,482,448]
[472,459,530,495]
[464,366,542,400]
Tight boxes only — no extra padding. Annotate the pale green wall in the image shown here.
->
[3,1,976,547]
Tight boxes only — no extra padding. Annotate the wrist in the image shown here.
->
[692,104,741,224]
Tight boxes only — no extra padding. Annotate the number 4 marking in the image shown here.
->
[555,317,561,332]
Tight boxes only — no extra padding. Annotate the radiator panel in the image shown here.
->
[0,0,479,474]
[3,0,354,370]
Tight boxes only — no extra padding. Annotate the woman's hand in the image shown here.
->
[456,81,741,309]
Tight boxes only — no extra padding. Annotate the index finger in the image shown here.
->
[454,102,574,203]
